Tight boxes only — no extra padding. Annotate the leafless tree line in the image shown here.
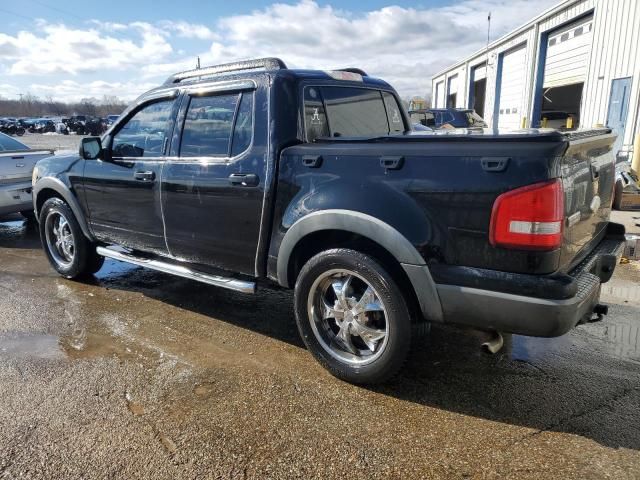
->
[0,94,127,118]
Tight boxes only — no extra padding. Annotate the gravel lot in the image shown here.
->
[1,136,640,478]
[18,132,87,152]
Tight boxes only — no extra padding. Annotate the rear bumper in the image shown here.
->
[430,223,626,337]
[0,181,32,215]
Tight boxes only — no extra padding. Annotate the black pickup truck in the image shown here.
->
[32,58,625,384]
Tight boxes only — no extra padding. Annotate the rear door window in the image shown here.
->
[180,94,239,157]
[231,92,254,156]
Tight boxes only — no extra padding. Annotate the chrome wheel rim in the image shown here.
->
[307,269,389,366]
[45,211,75,268]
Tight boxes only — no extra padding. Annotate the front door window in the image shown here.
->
[112,100,175,158]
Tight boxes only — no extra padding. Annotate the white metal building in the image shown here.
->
[432,0,640,160]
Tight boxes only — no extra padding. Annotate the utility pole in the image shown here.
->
[18,93,24,101]
[196,56,201,69]
[486,12,491,64]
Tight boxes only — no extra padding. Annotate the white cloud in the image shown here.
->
[25,79,159,102]
[0,0,559,102]
[158,21,219,40]
[1,22,173,76]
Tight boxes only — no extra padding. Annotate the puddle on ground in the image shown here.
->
[93,259,140,281]
[509,334,573,363]
[508,319,640,364]
[0,333,65,360]
[0,218,40,249]
[589,321,640,361]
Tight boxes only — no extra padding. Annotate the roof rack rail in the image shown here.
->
[164,57,287,85]
[337,68,368,77]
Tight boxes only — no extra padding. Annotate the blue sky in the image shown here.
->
[0,0,559,102]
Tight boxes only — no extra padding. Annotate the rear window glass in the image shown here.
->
[304,86,405,141]
[0,134,29,152]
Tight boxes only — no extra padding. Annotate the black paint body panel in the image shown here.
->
[32,68,617,298]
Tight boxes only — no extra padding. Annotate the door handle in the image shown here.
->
[228,173,259,187]
[134,171,155,181]
[380,156,404,170]
[302,155,322,168]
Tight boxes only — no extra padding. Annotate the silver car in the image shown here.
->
[0,133,53,218]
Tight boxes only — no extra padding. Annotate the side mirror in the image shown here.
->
[79,137,103,160]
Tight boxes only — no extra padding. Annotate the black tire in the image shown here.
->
[39,197,104,278]
[294,248,412,384]
[20,209,36,220]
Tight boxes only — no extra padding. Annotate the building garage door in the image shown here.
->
[543,16,593,88]
[539,16,593,129]
[497,44,527,130]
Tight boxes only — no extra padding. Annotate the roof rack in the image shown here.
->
[337,68,368,77]
[164,57,287,85]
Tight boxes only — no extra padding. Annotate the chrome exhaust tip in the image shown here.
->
[482,331,504,354]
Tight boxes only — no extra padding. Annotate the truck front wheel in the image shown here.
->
[294,248,412,384]
[39,197,104,278]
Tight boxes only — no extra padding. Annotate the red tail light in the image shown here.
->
[489,179,564,250]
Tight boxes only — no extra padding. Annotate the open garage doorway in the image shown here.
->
[540,82,583,130]
[473,78,486,118]
[469,63,487,118]
[534,15,593,130]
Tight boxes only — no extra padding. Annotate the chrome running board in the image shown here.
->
[96,246,256,294]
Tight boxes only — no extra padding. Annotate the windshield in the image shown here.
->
[304,86,406,142]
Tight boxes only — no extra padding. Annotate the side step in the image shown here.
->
[96,246,256,294]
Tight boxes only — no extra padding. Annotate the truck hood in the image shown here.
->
[33,152,83,182]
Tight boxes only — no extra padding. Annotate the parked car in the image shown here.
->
[29,119,56,134]
[0,119,25,136]
[106,114,120,126]
[409,108,488,130]
[0,133,53,218]
[32,58,625,384]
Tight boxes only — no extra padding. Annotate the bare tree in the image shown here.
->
[0,94,128,118]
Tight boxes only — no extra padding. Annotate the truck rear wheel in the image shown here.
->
[294,248,411,384]
[39,197,104,278]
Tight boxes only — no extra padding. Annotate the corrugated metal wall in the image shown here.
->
[430,0,639,151]
[582,0,640,148]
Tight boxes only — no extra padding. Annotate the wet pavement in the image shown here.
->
[1,213,639,479]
